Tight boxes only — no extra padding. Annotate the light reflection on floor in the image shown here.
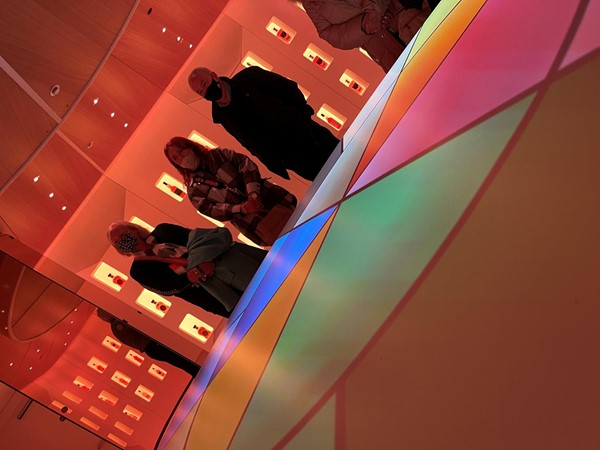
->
[160,0,600,447]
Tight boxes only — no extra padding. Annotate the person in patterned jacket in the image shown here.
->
[164,136,297,247]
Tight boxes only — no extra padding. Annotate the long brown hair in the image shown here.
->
[164,136,211,185]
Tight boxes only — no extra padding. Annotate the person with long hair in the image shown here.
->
[164,136,297,247]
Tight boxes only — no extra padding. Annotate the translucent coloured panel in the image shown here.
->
[230,97,531,450]
[296,89,392,228]
[212,207,337,376]
[344,58,600,450]
[283,394,336,450]
[405,0,461,66]
[187,227,329,450]
[348,0,485,190]
[342,36,416,146]
[349,0,578,195]
[560,0,600,68]
[288,56,402,231]
[227,233,291,323]
[160,400,201,450]
[160,315,242,449]
[174,207,337,425]
[200,314,243,389]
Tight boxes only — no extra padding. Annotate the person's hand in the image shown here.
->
[361,10,382,34]
[197,261,215,277]
[381,13,396,32]
[187,267,205,284]
[241,197,264,214]
[187,261,215,285]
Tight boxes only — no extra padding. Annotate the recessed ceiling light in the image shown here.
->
[93,98,99,105]
[162,27,167,33]
[33,175,40,182]
[110,112,115,118]
[49,192,54,198]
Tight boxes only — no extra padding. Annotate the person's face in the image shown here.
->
[167,145,192,166]
[190,70,216,99]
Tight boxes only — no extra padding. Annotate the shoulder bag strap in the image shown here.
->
[134,255,188,266]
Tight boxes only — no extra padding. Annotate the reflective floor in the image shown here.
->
[160,0,600,448]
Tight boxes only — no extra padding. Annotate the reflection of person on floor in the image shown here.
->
[107,222,266,317]
[298,0,431,73]
[96,309,200,377]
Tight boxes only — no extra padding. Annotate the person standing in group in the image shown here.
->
[297,0,431,73]
[107,221,266,317]
[164,136,297,247]
[187,65,340,181]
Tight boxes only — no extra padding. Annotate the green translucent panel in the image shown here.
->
[231,96,533,450]
[285,395,336,450]
[296,85,393,227]
[407,0,462,65]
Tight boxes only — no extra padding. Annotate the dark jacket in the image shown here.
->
[211,67,339,181]
[129,223,230,317]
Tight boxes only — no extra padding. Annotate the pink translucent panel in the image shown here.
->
[349,0,579,195]
[561,0,600,68]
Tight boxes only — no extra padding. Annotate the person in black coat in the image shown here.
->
[188,66,340,181]
[107,222,266,317]
[107,222,231,316]
[96,309,199,377]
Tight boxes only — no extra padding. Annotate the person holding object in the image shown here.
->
[187,66,340,181]
[107,222,266,316]
[184,226,266,312]
[297,0,431,73]
[164,136,296,247]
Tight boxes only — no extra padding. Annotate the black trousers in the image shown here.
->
[144,341,200,377]
[400,0,439,10]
